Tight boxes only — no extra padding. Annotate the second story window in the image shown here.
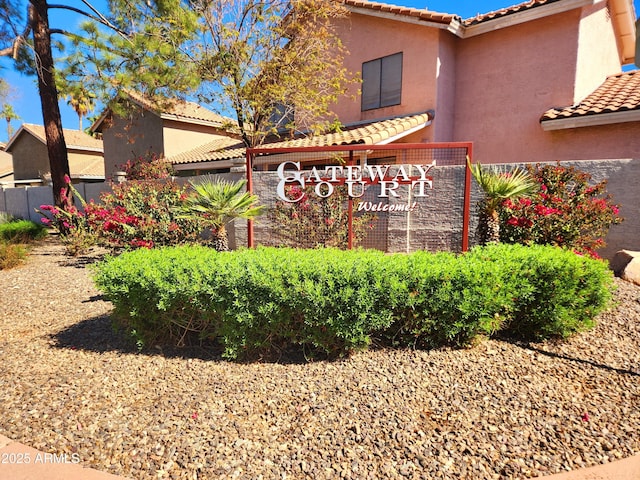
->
[361,52,403,111]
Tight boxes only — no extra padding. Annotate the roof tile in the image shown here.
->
[343,0,458,24]
[125,91,237,128]
[17,124,104,151]
[344,0,566,26]
[462,0,562,26]
[541,70,640,121]
[169,112,433,166]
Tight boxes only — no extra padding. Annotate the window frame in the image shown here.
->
[361,52,403,111]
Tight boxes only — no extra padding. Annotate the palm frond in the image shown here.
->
[468,158,538,208]
[182,177,266,228]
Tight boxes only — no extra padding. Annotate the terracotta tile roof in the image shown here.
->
[7,124,104,152]
[462,0,563,26]
[541,70,640,122]
[169,112,433,166]
[69,157,106,178]
[125,91,237,128]
[169,137,246,165]
[0,150,13,179]
[262,111,433,149]
[343,0,458,24]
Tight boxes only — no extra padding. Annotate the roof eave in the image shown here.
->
[374,118,432,145]
[173,158,243,171]
[159,113,229,129]
[609,0,636,64]
[462,0,597,38]
[345,3,456,32]
[67,146,104,153]
[540,109,640,130]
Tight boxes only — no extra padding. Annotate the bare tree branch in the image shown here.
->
[0,21,31,59]
[47,3,131,41]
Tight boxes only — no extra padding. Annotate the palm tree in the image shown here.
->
[1,104,20,140]
[468,158,538,245]
[66,88,95,131]
[180,178,265,251]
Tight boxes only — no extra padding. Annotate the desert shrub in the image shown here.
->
[498,163,623,257]
[0,219,47,243]
[0,241,29,269]
[0,212,15,224]
[119,153,174,181]
[94,244,614,360]
[84,155,202,250]
[37,176,99,256]
[0,219,46,269]
[85,179,202,250]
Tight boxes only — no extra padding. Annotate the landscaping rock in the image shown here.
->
[611,250,640,286]
[0,238,638,480]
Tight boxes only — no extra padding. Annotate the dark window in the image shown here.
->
[362,52,403,111]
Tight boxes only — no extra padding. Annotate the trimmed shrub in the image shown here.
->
[467,243,614,339]
[93,244,614,360]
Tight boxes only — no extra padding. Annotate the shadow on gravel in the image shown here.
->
[57,253,109,269]
[49,315,315,364]
[510,341,640,377]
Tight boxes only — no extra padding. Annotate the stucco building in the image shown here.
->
[5,124,104,185]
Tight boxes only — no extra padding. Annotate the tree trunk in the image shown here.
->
[476,205,501,245]
[29,0,71,208]
[211,224,229,252]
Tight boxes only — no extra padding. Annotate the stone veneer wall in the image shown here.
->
[214,158,639,260]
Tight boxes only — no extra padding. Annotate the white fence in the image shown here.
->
[0,183,112,223]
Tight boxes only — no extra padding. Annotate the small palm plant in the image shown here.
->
[180,177,265,251]
[468,158,538,245]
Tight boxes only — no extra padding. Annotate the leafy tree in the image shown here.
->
[179,178,265,251]
[0,0,199,207]
[468,159,537,245]
[191,0,354,147]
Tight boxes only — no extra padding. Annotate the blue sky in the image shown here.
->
[0,0,638,143]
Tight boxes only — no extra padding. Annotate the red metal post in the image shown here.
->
[461,143,473,252]
[246,151,255,248]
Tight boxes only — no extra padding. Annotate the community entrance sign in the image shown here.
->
[246,143,473,253]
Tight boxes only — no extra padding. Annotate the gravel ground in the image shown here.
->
[0,237,639,480]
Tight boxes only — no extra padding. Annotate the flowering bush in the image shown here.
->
[37,176,98,256]
[498,163,623,257]
[83,155,201,250]
[118,153,174,181]
[86,179,202,250]
[270,185,376,248]
[38,157,203,255]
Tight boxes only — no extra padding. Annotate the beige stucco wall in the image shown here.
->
[542,121,640,160]
[162,120,236,158]
[101,111,164,179]
[574,2,623,103]
[11,134,50,180]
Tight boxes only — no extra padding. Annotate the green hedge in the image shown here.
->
[0,220,47,243]
[93,244,614,360]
